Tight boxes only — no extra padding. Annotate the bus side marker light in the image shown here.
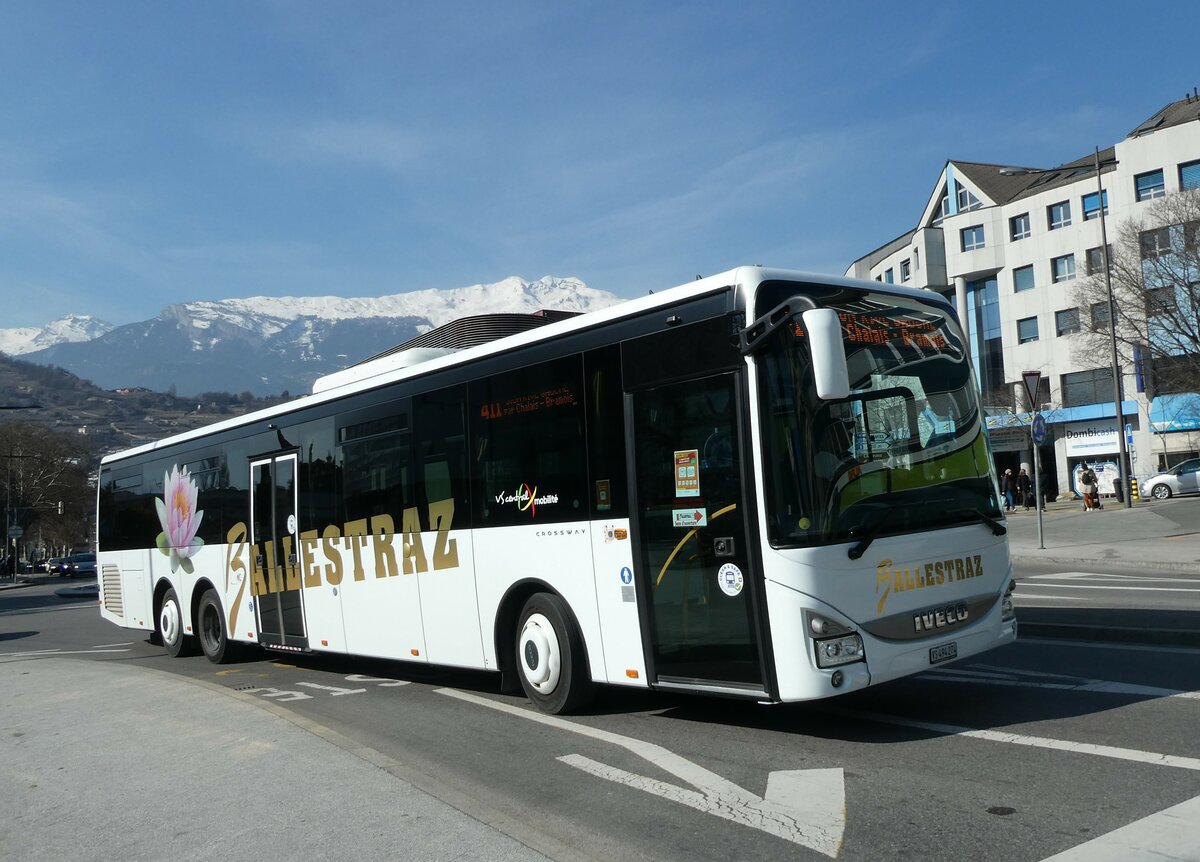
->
[626,669,639,679]
[321,639,328,647]
[411,649,420,656]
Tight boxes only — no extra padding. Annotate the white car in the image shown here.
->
[1143,458,1200,499]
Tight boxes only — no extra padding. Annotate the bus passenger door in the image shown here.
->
[250,454,308,651]
[630,372,765,694]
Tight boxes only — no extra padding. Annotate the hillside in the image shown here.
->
[0,353,277,460]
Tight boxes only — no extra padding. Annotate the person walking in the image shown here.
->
[1016,468,1032,510]
[1079,463,1098,512]
[1001,468,1016,511]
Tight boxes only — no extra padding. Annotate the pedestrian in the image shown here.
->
[1001,468,1016,511]
[1016,468,1032,510]
[1037,468,1050,510]
[1079,463,1098,512]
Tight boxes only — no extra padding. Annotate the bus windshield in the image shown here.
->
[758,290,1002,547]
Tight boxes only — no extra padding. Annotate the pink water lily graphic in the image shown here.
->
[155,465,204,574]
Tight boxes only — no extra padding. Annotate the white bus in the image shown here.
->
[97,267,1016,713]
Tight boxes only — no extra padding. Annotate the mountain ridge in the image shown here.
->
[10,276,620,397]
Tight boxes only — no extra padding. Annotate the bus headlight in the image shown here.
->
[1002,579,1016,621]
[815,634,865,668]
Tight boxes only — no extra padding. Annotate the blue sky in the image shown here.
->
[2,1,1198,328]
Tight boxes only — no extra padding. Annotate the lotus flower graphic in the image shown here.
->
[156,465,204,574]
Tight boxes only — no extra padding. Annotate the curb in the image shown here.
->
[1011,553,1200,572]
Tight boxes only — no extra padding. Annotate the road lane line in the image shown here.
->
[1037,793,1200,862]
[436,687,846,856]
[826,708,1200,771]
[1019,583,1200,593]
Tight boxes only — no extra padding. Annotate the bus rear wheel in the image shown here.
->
[516,593,594,715]
[197,589,238,664]
[158,587,193,658]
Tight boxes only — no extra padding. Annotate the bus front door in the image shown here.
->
[630,372,765,695]
[250,454,308,650]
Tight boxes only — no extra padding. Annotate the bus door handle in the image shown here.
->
[714,537,736,557]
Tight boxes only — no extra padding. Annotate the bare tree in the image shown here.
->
[0,421,94,557]
[1070,189,1200,397]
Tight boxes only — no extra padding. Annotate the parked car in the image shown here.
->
[1143,458,1200,499]
[59,553,96,578]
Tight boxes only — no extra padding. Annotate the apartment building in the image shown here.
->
[847,95,1200,500]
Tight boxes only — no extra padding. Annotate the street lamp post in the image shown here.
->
[1094,146,1133,509]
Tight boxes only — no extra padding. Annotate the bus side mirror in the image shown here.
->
[802,308,850,400]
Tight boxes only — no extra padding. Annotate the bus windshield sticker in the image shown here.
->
[672,508,708,529]
[674,449,700,497]
[717,563,744,597]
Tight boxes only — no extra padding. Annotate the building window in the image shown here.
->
[1013,264,1035,293]
[884,268,894,283]
[957,185,982,212]
[1085,245,1113,275]
[1010,213,1031,240]
[1062,368,1114,407]
[1146,286,1177,316]
[1135,169,1165,201]
[1048,201,1072,230]
[1090,301,1115,329]
[1082,190,1109,220]
[1055,307,1080,336]
[1141,227,1171,259]
[1017,316,1039,344]
[1051,254,1076,283]
[900,259,911,282]
[961,225,985,251]
[1179,160,1200,192]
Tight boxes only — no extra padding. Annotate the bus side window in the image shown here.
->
[413,385,470,532]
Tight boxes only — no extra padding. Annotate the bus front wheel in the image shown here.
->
[516,593,594,714]
[158,588,193,658]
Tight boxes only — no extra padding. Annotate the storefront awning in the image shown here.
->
[1150,393,1200,433]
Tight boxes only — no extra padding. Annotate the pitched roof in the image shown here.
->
[1128,93,1200,137]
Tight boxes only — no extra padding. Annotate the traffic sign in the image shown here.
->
[1021,370,1042,410]
[1031,413,1047,446]
[7,526,23,539]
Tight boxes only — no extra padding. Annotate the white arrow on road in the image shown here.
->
[438,688,845,857]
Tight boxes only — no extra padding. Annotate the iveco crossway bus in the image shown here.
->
[97,267,1016,713]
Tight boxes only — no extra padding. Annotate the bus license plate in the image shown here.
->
[929,642,957,664]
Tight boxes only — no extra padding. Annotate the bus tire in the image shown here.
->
[516,593,594,715]
[197,589,238,664]
[158,587,193,658]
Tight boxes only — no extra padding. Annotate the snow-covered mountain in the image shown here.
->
[20,277,621,397]
[0,314,114,356]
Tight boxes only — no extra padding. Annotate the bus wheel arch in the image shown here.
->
[509,589,595,714]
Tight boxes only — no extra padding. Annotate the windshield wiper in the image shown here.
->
[948,508,1007,536]
[846,506,902,560]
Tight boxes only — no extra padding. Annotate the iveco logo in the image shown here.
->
[914,602,969,633]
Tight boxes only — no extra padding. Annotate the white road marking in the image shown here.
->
[0,648,131,661]
[238,686,313,702]
[924,665,1200,700]
[437,687,846,857]
[828,708,1200,771]
[1037,793,1200,862]
[344,674,410,687]
[92,641,135,648]
[1020,583,1200,593]
[296,681,367,696]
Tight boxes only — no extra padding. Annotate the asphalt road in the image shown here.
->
[3,577,1200,862]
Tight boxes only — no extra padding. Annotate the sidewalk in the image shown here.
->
[1004,498,1199,572]
[0,658,555,862]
